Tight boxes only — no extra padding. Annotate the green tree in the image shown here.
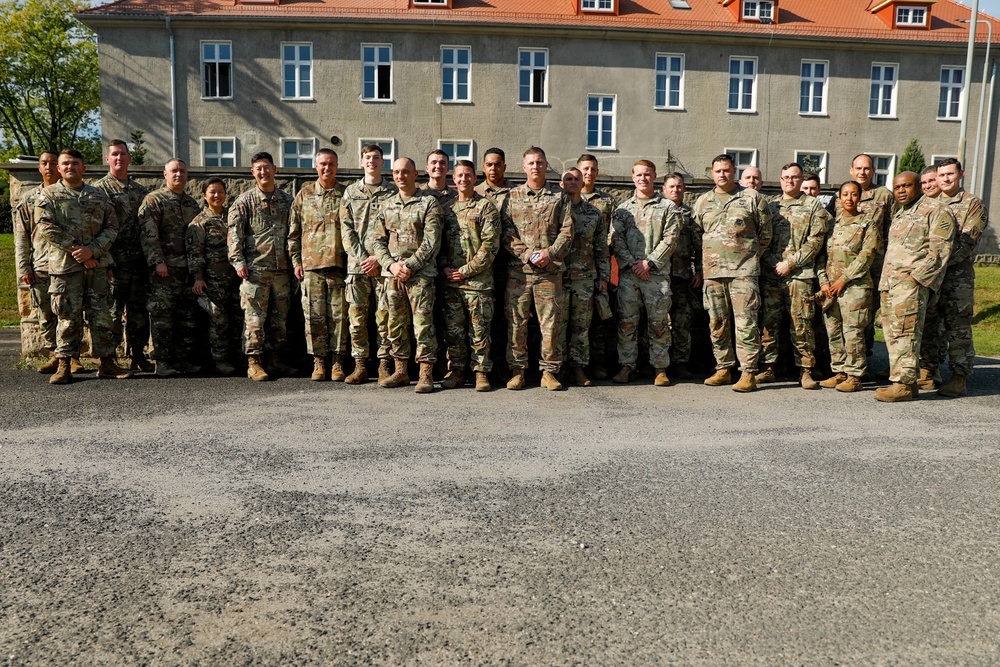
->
[0,0,101,163]
[129,130,148,166]
[898,138,926,175]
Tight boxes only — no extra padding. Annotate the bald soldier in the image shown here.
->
[740,166,763,191]
[875,172,955,403]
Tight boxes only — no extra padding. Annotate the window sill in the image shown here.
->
[654,106,686,112]
[868,115,898,120]
[727,109,757,115]
[585,146,618,152]
[518,102,550,107]
[360,97,395,103]
[799,112,829,118]
[201,96,234,101]
[936,117,961,123]
[439,99,474,105]
[281,97,316,102]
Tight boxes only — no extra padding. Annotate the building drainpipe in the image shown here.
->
[166,16,179,158]
[979,59,997,197]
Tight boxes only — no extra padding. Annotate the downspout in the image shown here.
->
[166,16,179,158]
[979,59,997,196]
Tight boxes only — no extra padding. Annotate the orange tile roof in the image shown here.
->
[81,0,1000,45]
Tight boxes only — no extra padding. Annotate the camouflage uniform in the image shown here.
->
[692,185,772,373]
[13,185,57,351]
[440,193,500,373]
[372,192,443,363]
[612,194,681,369]
[341,178,397,361]
[228,186,294,356]
[817,212,879,378]
[556,198,610,367]
[139,187,201,362]
[878,195,955,385]
[476,180,514,371]
[420,183,457,207]
[918,190,988,377]
[34,182,119,358]
[95,174,150,358]
[186,208,238,363]
[669,203,702,366]
[288,180,349,358]
[502,184,574,373]
[582,188,618,369]
[760,193,829,369]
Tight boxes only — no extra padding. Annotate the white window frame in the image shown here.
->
[794,151,828,184]
[728,56,757,113]
[938,66,964,121]
[586,94,617,151]
[581,0,615,11]
[896,5,927,26]
[438,140,475,164]
[201,137,237,167]
[440,46,472,104]
[361,43,393,102]
[871,154,897,188]
[742,0,773,21]
[280,138,317,169]
[654,53,685,110]
[358,138,396,168]
[724,147,758,175]
[413,0,448,5]
[518,48,549,106]
[281,42,312,101]
[799,60,828,116]
[930,154,958,166]
[201,41,233,100]
[869,63,898,118]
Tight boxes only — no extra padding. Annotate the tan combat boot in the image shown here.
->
[311,356,327,381]
[704,367,732,386]
[820,372,847,388]
[475,371,491,392]
[540,370,564,391]
[654,368,670,387]
[733,371,757,393]
[130,355,155,373]
[380,358,410,388]
[247,355,270,382]
[916,367,936,390]
[800,368,819,390]
[573,366,593,387]
[937,373,967,397]
[414,362,435,393]
[49,358,72,385]
[874,382,916,402]
[378,358,393,384]
[440,369,465,389]
[506,368,526,390]
[345,359,368,384]
[98,357,132,379]
[38,353,59,374]
[330,355,346,382]
[70,357,86,373]
[755,364,776,384]
[612,365,637,384]
[836,375,863,392]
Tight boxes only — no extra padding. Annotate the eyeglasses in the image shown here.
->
[780,175,803,182]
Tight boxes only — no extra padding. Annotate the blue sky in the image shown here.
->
[958,0,1000,19]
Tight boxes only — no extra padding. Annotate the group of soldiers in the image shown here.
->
[13,141,986,401]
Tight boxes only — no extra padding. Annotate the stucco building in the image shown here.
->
[79,0,999,247]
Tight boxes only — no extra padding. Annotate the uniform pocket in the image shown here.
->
[48,279,67,317]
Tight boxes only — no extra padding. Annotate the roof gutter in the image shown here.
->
[166,16,179,158]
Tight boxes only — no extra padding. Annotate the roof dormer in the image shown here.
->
[871,0,937,29]
[721,0,779,25]
[579,0,618,15]
[411,0,451,8]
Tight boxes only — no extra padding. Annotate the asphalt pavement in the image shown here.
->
[1,326,998,665]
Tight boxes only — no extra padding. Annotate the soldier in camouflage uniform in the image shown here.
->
[915,165,946,388]
[13,151,62,373]
[692,154,772,392]
[94,139,152,371]
[371,157,443,394]
[920,166,942,199]
[288,149,349,382]
[662,172,703,380]
[439,160,500,392]
[739,166,763,191]
[875,172,955,403]
[817,180,879,392]
[612,160,681,387]
[577,154,618,379]
[926,159,989,397]
[35,149,131,384]
[139,158,201,377]
[502,146,574,391]
[556,167,610,387]
[186,177,238,375]
[421,149,456,206]
[475,148,514,381]
[759,162,830,389]
[340,144,397,384]
[229,151,295,381]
